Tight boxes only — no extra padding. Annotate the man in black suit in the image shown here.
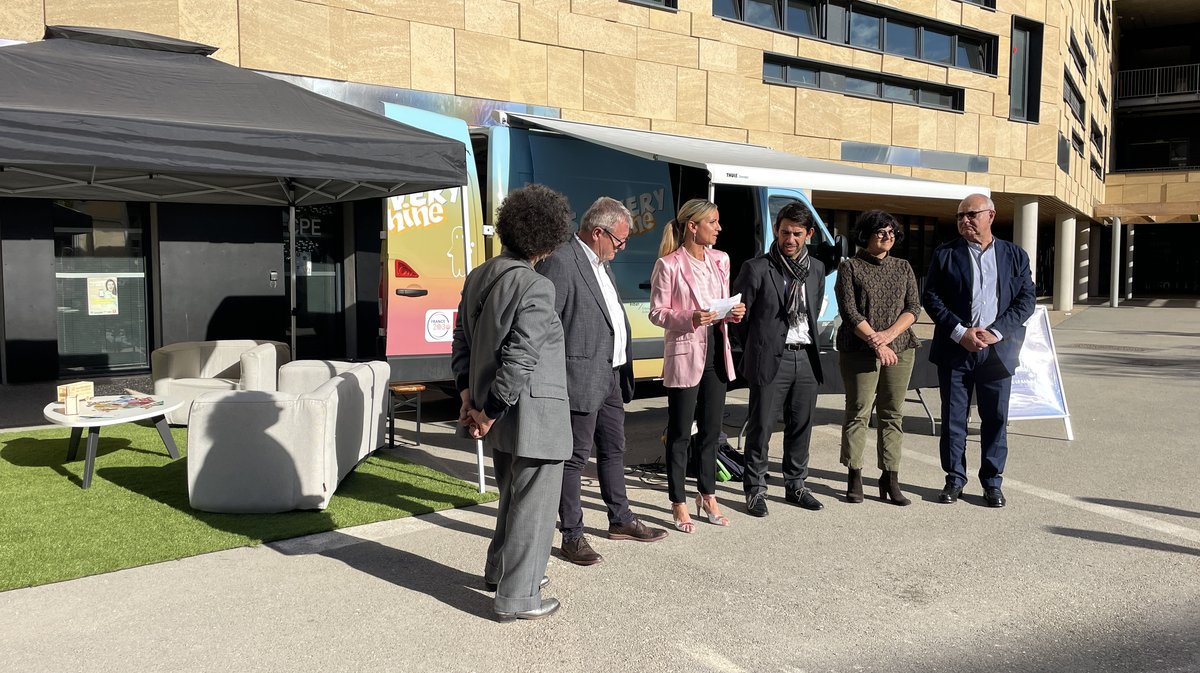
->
[537,196,668,566]
[732,201,826,516]
[922,193,1035,508]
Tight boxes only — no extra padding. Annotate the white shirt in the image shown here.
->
[576,236,628,367]
[784,276,813,345]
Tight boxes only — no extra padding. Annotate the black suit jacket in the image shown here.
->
[731,253,825,388]
[536,238,635,413]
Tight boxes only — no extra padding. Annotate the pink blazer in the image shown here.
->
[649,247,737,388]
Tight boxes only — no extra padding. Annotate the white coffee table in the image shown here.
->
[43,395,184,489]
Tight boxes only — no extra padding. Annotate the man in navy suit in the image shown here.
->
[922,194,1035,508]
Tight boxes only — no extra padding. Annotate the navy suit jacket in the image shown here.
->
[921,237,1036,376]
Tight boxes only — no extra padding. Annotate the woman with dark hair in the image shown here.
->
[834,209,921,506]
[649,198,745,532]
[451,183,573,621]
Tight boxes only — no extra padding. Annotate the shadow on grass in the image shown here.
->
[1,434,164,488]
[96,451,493,543]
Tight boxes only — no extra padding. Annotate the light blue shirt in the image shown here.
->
[950,240,1004,344]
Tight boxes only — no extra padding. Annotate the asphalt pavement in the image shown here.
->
[1,299,1198,673]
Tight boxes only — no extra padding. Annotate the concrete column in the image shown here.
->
[1109,217,1121,307]
[1054,213,1076,312]
[1013,196,1039,285]
[1074,219,1090,302]
[1088,223,1103,298]
[1125,224,1135,300]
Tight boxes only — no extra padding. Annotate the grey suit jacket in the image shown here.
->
[536,239,635,413]
[450,252,572,461]
[731,252,826,388]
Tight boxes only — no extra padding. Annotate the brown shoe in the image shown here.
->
[561,536,603,565]
[607,518,668,542]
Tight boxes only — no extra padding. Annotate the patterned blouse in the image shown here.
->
[835,250,922,354]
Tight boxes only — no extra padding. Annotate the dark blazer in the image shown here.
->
[450,252,572,461]
[922,237,1036,376]
[731,252,825,388]
[536,238,634,413]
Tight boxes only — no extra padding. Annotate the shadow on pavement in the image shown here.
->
[1045,525,1200,558]
[1077,496,1200,520]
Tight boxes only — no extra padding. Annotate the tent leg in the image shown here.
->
[288,201,297,358]
[476,439,486,493]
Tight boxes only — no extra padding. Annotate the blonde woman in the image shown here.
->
[649,198,745,532]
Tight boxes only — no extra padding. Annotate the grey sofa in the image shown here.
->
[185,360,390,513]
[151,340,291,425]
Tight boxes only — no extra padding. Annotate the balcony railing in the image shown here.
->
[1117,63,1200,101]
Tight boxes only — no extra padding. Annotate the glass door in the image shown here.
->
[53,201,151,375]
[287,204,345,359]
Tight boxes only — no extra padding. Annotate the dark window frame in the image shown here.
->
[762,52,965,112]
[1064,70,1086,123]
[1009,18,1043,123]
[716,0,998,75]
[1071,130,1085,157]
[620,0,679,10]
[1058,133,1071,173]
[1090,154,1104,178]
[1068,32,1087,79]
[1089,117,1105,155]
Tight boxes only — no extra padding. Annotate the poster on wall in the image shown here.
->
[1009,305,1073,439]
[87,277,119,316]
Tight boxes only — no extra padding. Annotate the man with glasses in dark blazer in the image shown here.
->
[923,193,1035,508]
[537,196,668,566]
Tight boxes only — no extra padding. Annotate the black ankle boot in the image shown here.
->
[881,470,911,506]
[846,468,863,503]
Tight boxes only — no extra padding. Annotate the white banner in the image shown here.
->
[1009,306,1072,438]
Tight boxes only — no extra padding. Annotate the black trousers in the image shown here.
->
[664,327,727,504]
[743,346,818,495]
[558,369,633,541]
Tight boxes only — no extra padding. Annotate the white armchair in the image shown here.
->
[151,340,290,425]
[186,361,385,513]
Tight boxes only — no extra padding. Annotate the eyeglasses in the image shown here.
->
[872,228,896,239]
[955,209,993,221]
[602,228,627,250]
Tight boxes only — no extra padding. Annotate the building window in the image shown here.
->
[1098,84,1108,110]
[1091,155,1104,178]
[717,0,997,74]
[1010,19,1043,122]
[1090,118,1105,155]
[1058,133,1071,173]
[620,0,678,9]
[1064,71,1086,122]
[762,53,964,111]
[1084,31,1095,59]
[1068,32,1087,79]
[961,0,996,7]
[1071,130,1085,157]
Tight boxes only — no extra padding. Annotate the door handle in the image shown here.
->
[395,288,429,298]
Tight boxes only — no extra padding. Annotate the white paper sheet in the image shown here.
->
[708,293,742,320]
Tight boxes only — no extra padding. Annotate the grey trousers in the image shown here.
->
[485,451,564,613]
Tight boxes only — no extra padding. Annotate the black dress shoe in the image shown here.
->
[938,484,963,504]
[561,536,603,565]
[484,575,549,593]
[745,491,769,517]
[495,598,560,622]
[984,487,1006,508]
[607,518,668,542]
[785,488,823,511]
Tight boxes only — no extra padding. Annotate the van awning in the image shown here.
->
[500,112,985,202]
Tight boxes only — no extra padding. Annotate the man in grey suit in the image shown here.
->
[537,197,668,567]
[451,184,573,622]
[731,201,827,516]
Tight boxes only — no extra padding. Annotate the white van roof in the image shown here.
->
[500,112,985,202]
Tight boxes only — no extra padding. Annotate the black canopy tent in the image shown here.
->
[0,26,468,356]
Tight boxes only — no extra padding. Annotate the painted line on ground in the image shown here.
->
[903,449,1200,544]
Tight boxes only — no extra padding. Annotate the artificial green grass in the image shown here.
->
[0,422,496,591]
